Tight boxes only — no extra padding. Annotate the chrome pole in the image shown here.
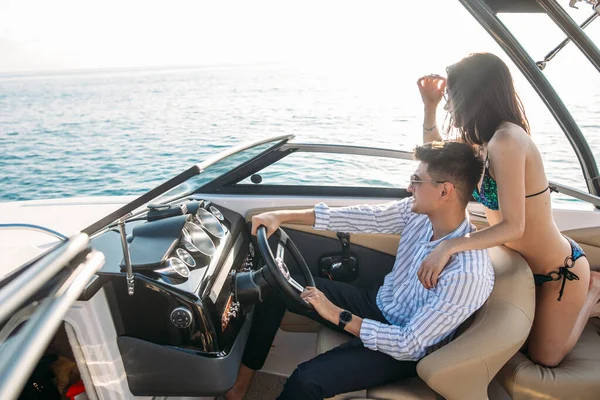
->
[536,0,600,73]
[537,9,599,69]
[118,219,135,295]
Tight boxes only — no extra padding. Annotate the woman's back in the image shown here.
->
[485,123,569,274]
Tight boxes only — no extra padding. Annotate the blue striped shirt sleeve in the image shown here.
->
[359,267,493,361]
[313,197,414,235]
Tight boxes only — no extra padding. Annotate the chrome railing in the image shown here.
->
[281,143,415,160]
[0,234,105,400]
[0,234,89,325]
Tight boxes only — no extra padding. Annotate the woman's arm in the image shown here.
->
[417,75,445,143]
[423,105,443,143]
[418,128,528,288]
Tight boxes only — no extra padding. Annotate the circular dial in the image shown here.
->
[155,257,190,279]
[209,205,224,221]
[170,307,193,328]
[182,221,216,256]
[176,248,196,268]
[196,208,226,239]
[169,257,190,277]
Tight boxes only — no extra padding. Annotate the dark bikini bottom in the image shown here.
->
[533,235,586,301]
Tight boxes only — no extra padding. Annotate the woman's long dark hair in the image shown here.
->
[446,53,530,146]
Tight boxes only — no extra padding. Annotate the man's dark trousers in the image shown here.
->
[241,276,418,400]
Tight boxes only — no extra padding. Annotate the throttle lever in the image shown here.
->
[336,232,351,259]
[318,232,358,282]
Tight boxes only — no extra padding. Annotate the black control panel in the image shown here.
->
[92,199,253,355]
[89,199,262,396]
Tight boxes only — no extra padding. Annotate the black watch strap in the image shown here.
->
[338,309,352,329]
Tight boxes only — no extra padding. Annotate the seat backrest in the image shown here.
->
[416,245,535,400]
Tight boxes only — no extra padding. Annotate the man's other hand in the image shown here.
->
[251,212,281,238]
[417,242,452,289]
[301,286,341,323]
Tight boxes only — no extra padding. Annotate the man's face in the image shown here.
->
[407,162,445,214]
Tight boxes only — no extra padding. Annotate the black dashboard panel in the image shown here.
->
[117,308,253,397]
[121,214,189,270]
[90,199,257,395]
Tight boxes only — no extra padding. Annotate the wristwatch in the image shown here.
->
[338,309,352,329]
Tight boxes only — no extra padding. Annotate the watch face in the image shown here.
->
[340,310,352,323]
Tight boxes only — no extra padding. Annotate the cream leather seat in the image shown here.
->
[497,316,600,400]
[317,246,536,400]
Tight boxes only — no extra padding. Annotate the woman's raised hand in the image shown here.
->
[417,74,446,109]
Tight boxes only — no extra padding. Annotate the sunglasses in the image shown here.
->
[409,174,446,186]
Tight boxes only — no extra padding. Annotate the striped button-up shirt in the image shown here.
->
[313,197,494,361]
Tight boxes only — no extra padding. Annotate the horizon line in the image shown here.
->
[0,61,287,79]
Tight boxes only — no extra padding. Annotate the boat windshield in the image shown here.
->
[155,140,286,203]
[82,135,291,235]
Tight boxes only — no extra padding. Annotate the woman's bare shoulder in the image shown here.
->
[488,122,530,154]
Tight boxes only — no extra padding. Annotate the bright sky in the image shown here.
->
[1,0,597,74]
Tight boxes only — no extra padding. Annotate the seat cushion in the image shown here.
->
[317,327,438,400]
[497,318,600,400]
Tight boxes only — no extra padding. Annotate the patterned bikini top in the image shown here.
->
[473,155,499,210]
[472,153,550,211]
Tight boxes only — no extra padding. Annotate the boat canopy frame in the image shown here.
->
[460,0,600,198]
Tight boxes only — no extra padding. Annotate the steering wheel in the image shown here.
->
[256,226,315,309]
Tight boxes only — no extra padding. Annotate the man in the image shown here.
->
[226,141,494,400]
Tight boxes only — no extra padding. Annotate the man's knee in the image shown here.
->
[280,363,323,400]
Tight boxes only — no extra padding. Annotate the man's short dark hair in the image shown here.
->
[414,141,484,207]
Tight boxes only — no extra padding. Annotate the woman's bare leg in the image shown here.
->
[527,259,592,367]
[591,299,600,317]
[225,364,256,400]
[591,300,600,317]
[591,270,600,317]
[563,270,600,347]
[587,271,600,318]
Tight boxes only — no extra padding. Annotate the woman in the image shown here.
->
[416,52,600,367]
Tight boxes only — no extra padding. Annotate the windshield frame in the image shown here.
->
[81,134,294,236]
[197,143,416,198]
[196,141,600,207]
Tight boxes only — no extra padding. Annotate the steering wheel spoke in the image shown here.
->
[256,226,315,309]
[275,257,304,293]
[276,242,285,261]
[287,276,305,293]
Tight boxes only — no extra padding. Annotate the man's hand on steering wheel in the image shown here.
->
[301,287,341,323]
[251,212,281,238]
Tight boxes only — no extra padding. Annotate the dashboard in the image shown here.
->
[89,198,256,396]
